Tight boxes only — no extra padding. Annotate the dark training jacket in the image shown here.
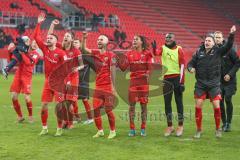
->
[187,33,234,88]
[219,42,239,86]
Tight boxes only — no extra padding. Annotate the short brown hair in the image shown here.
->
[49,33,58,40]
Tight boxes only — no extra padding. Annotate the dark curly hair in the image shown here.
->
[136,35,149,51]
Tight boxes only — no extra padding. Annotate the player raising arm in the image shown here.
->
[47,19,84,135]
[33,13,67,136]
[82,31,117,139]
[187,25,236,138]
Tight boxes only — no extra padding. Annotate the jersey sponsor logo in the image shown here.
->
[32,54,38,59]
[45,56,58,63]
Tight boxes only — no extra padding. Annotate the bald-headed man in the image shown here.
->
[82,33,117,139]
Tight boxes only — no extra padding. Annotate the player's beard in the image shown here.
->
[46,42,54,47]
[97,43,103,49]
[98,44,107,50]
[62,41,72,50]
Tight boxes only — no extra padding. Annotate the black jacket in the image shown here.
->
[219,42,239,86]
[187,33,234,87]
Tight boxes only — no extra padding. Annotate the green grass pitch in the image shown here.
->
[0,73,240,160]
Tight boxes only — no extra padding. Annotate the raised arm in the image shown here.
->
[219,25,236,56]
[47,19,59,35]
[33,13,46,50]
[81,32,92,54]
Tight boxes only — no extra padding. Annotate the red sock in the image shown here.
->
[56,105,63,128]
[129,106,135,130]
[141,105,147,129]
[107,111,115,131]
[214,107,221,130]
[195,107,202,131]
[12,99,22,118]
[94,108,103,130]
[62,104,71,126]
[130,122,135,130]
[83,100,92,119]
[73,101,78,114]
[73,101,80,119]
[141,122,146,130]
[41,109,48,126]
[105,107,115,131]
[67,105,73,125]
[57,119,63,128]
[26,101,33,116]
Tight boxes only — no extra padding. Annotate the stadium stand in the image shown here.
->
[109,0,201,51]
[69,0,165,44]
[0,0,61,18]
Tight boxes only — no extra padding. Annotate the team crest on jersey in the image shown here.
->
[104,57,108,61]
[54,54,59,58]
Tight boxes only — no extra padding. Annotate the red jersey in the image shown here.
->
[123,50,153,80]
[57,43,81,86]
[92,50,116,88]
[15,50,40,78]
[56,43,81,59]
[33,23,67,78]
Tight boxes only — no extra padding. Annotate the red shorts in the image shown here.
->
[128,85,149,104]
[41,80,62,103]
[10,74,32,94]
[57,86,79,102]
[93,86,115,109]
[194,93,222,102]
